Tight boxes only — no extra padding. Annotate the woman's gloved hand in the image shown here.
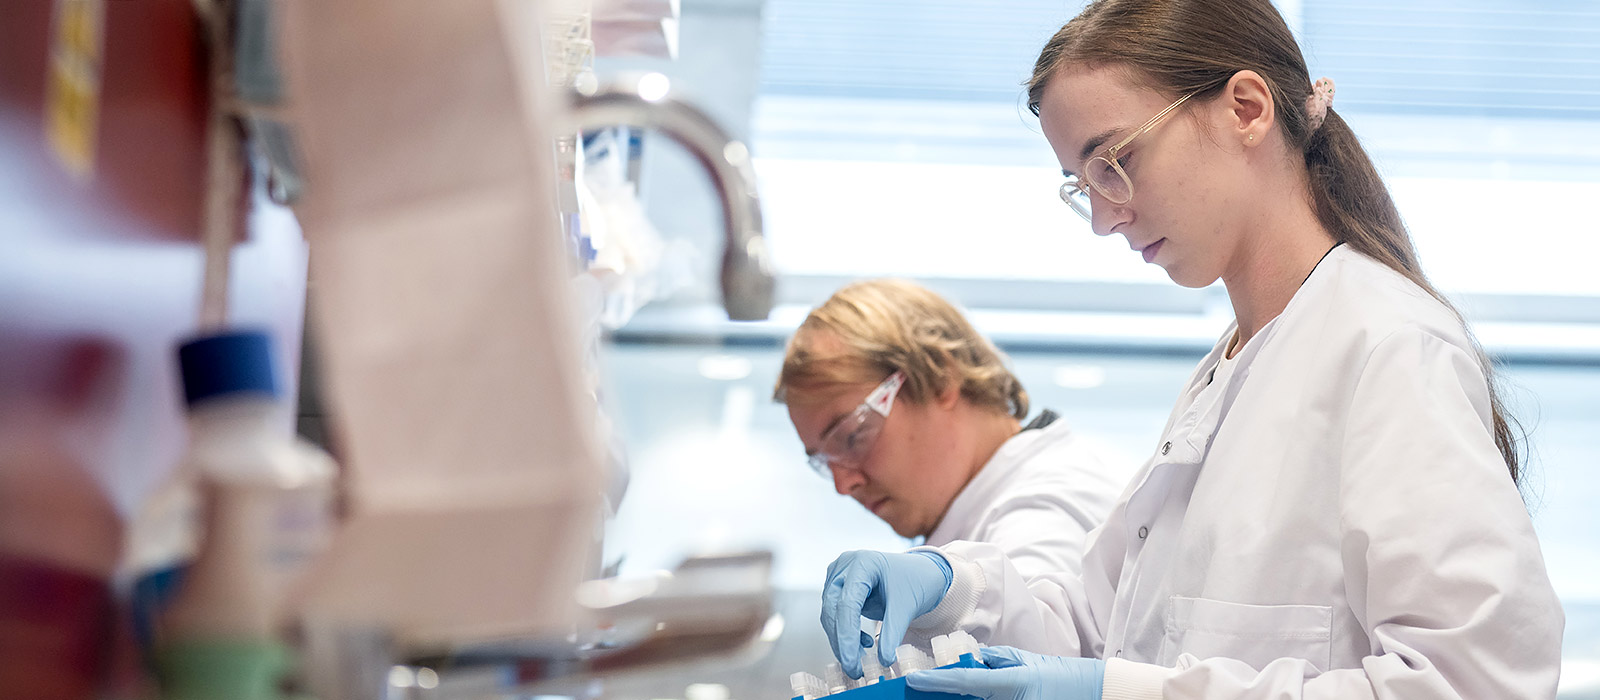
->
[905,646,1105,700]
[820,550,952,679]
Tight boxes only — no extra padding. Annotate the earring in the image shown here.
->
[1247,133,1255,142]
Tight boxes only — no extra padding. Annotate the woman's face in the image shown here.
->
[785,355,967,537]
[1038,66,1247,288]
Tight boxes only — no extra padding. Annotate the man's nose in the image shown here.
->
[831,463,865,495]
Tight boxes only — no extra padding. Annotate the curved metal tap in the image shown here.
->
[564,73,775,321]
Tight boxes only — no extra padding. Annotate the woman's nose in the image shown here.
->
[1089,197,1127,237]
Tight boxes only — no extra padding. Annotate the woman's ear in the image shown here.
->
[1222,69,1277,147]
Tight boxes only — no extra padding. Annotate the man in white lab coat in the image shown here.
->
[775,279,1127,582]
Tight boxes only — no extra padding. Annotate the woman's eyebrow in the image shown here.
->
[1078,127,1122,163]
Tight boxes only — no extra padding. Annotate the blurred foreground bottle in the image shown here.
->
[153,331,337,700]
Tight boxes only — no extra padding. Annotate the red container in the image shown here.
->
[0,0,207,242]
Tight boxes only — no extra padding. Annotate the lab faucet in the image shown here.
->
[564,73,776,322]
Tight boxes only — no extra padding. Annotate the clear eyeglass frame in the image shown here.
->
[1060,89,1199,222]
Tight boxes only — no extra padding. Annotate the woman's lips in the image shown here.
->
[1141,238,1165,264]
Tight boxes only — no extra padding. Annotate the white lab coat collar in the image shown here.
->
[929,420,1064,545]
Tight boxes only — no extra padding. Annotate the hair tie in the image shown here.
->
[1306,77,1335,132]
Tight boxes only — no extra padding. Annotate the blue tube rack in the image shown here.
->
[790,654,983,700]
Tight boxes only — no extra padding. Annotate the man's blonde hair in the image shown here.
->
[774,279,1028,419]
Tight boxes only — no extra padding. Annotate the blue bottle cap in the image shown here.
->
[177,330,279,406]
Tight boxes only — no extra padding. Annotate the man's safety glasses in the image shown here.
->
[806,371,904,478]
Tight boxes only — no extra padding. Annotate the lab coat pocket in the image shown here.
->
[1158,596,1333,673]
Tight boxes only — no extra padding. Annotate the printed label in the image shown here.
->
[45,0,104,180]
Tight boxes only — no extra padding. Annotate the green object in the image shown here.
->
[155,638,290,700]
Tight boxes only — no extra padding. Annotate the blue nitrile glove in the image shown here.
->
[905,646,1105,700]
[821,550,953,679]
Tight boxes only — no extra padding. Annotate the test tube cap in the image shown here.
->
[178,330,279,405]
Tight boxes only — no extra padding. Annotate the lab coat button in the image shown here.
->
[1137,526,1149,539]
[1160,441,1171,455]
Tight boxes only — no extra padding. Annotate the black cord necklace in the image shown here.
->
[1303,241,1344,287]
[1209,241,1345,384]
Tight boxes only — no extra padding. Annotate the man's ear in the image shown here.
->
[936,371,963,410]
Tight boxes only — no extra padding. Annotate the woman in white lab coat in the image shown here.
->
[817,1,1565,699]
[776,279,1125,579]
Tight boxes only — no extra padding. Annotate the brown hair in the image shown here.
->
[774,279,1028,420]
[1026,0,1522,485]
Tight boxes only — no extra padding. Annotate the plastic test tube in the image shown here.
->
[931,634,956,667]
[950,630,980,659]
[895,644,934,674]
[860,653,883,685]
[825,663,848,694]
[790,671,826,700]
